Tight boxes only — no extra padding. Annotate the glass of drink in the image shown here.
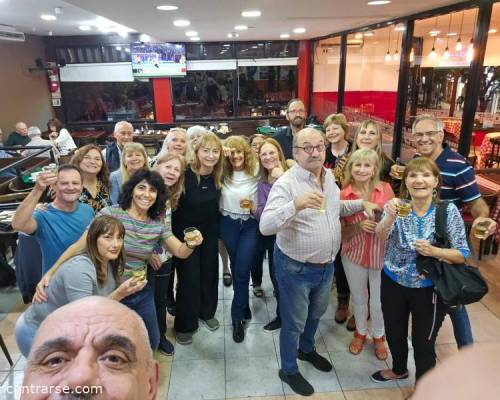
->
[318,197,326,212]
[184,227,200,247]
[393,165,406,180]
[132,269,147,280]
[474,221,490,240]
[396,199,412,217]
[240,198,253,211]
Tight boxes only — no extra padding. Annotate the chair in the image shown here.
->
[485,137,500,168]
[0,333,13,367]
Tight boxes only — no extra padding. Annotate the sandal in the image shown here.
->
[374,336,388,360]
[253,285,264,297]
[348,331,366,355]
[223,273,232,287]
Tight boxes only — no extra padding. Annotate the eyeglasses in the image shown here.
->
[413,131,441,139]
[294,144,326,154]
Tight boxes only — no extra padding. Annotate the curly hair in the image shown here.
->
[71,144,110,189]
[118,169,168,220]
[223,135,257,179]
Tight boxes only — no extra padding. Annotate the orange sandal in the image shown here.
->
[349,331,366,355]
[374,336,388,360]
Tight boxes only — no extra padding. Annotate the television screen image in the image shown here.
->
[131,43,187,77]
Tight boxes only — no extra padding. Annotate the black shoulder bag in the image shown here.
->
[416,202,488,306]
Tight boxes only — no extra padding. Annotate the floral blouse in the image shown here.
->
[47,180,110,212]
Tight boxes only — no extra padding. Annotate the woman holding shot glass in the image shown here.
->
[340,149,394,360]
[172,132,223,345]
[219,135,259,343]
[35,169,202,352]
[371,157,469,383]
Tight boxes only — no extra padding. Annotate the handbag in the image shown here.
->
[416,202,488,306]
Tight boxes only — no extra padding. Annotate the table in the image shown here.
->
[71,130,108,147]
[476,172,500,241]
[478,132,500,168]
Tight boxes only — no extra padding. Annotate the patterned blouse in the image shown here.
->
[383,202,470,289]
[47,179,110,212]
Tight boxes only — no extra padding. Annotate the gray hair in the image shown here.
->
[114,120,133,133]
[412,114,444,134]
[27,126,42,138]
[187,125,207,139]
[292,127,325,157]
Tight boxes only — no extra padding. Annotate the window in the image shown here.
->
[172,71,234,120]
[62,81,154,123]
[186,43,234,60]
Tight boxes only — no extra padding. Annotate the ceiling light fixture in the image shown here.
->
[40,14,57,21]
[447,32,457,36]
[116,46,122,51]
[234,25,248,30]
[280,33,290,38]
[429,35,437,60]
[190,37,200,41]
[443,13,452,60]
[385,27,392,63]
[125,48,130,53]
[293,27,306,34]
[185,31,198,37]
[79,25,91,31]
[173,19,190,27]
[139,33,151,42]
[467,9,478,62]
[355,32,363,39]
[242,10,261,18]
[393,30,401,61]
[367,1,391,5]
[409,48,414,63]
[456,11,464,51]
[156,5,179,11]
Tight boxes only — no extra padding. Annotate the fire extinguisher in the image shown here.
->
[47,69,59,93]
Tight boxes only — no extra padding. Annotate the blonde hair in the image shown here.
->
[258,138,288,182]
[159,127,194,162]
[223,135,257,179]
[154,153,186,211]
[400,157,441,202]
[189,132,223,190]
[351,119,383,157]
[120,142,149,184]
[343,148,380,193]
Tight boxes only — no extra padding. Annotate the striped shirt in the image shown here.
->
[99,206,172,275]
[260,163,364,264]
[340,182,394,269]
[434,144,481,207]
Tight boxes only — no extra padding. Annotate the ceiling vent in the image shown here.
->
[0,25,25,42]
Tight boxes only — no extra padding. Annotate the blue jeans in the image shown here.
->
[448,305,473,348]
[15,313,38,358]
[275,246,334,374]
[121,279,160,350]
[220,215,259,321]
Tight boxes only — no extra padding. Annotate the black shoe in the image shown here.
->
[297,349,332,372]
[223,272,232,287]
[244,306,252,321]
[158,338,175,356]
[232,320,245,343]
[279,369,314,396]
[263,317,281,331]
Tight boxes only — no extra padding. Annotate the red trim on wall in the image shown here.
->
[153,78,173,123]
[297,41,311,112]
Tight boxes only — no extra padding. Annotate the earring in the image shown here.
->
[432,188,438,200]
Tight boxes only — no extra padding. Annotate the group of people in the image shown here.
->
[5,98,498,398]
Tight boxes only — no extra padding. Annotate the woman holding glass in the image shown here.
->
[371,157,469,383]
[172,132,223,345]
[220,135,259,343]
[340,149,394,360]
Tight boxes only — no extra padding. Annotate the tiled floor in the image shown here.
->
[1,253,499,399]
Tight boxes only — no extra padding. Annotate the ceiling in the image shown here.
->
[0,0,469,41]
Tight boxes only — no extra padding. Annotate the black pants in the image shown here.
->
[174,228,219,333]
[334,251,350,297]
[151,259,174,339]
[381,272,446,381]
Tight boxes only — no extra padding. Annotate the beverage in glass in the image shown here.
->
[393,164,406,180]
[240,198,253,210]
[184,227,199,247]
[397,199,412,217]
[474,221,489,240]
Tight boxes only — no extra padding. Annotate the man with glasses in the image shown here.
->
[400,114,497,349]
[273,98,307,159]
[260,128,379,396]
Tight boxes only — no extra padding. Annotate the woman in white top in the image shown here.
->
[47,118,77,153]
[219,135,259,344]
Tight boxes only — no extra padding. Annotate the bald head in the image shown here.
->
[23,296,159,400]
[114,121,134,149]
[15,122,28,136]
[292,128,326,176]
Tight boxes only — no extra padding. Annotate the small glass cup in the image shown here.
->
[393,165,406,180]
[184,227,199,246]
[396,199,412,217]
[474,221,490,240]
[318,197,326,212]
[240,199,253,211]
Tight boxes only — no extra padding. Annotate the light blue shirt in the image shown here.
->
[109,170,122,205]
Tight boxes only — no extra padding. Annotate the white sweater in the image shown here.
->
[220,170,258,220]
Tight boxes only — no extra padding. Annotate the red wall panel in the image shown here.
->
[297,41,311,112]
[153,78,174,123]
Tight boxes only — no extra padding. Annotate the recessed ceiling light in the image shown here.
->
[190,37,200,41]
[79,25,91,31]
[40,14,57,21]
[489,28,497,34]
[293,27,306,34]
[364,31,374,36]
[185,31,198,37]
[139,33,151,42]
[242,10,261,18]
[48,31,53,36]
[173,19,190,27]
[234,25,248,31]
[367,1,391,5]
[280,33,290,38]
[156,5,179,11]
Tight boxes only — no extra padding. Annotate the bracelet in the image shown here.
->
[185,241,196,250]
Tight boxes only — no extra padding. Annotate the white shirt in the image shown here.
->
[54,129,76,152]
[220,170,258,221]
[23,137,58,158]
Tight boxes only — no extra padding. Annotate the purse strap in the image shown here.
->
[435,202,450,247]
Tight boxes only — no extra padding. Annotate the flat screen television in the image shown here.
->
[131,43,187,77]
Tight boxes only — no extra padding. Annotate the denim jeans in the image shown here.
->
[448,304,473,348]
[219,215,259,321]
[15,312,38,358]
[121,279,160,350]
[275,246,334,374]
